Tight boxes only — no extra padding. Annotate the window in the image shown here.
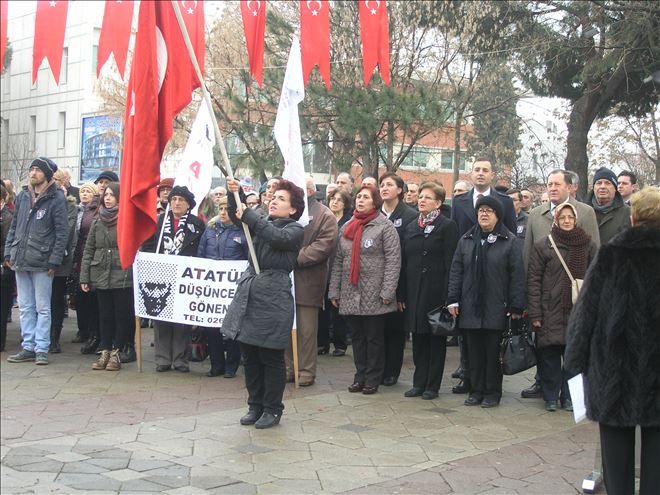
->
[29,115,36,152]
[58,112,66,149]
[441,151,467,171]
[60,48,68,84]
[1,119,8,154]
[92,45,98,75]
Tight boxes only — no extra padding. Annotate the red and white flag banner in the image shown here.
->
[300,0,330,90]
[97,0,135,79]
[32,0,69,85]
[358,0,390,87]
[240,0,266,87]
[1,0,8,73]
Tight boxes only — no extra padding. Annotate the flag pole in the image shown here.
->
[170,0,260,273]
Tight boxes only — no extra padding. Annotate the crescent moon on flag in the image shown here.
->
[246,0,261,12]
[180,1,198,10]
[155,27,168,94]
[306,0,323,11]
[364,0,381,9]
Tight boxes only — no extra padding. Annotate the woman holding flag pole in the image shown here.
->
[223,178,304,429]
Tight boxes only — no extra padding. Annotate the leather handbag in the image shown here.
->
[548,234,583,304]
[426,305,459,337]
[500,317,536,375]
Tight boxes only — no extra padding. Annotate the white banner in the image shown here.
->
[274,35,309,226]
[174,102,216,216]
[133,252,248,327]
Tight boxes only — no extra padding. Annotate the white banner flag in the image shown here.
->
[175,102,216,216]
[274,35,309,226]
[133,252,248,327]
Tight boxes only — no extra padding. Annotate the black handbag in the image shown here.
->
[188,329,208,362]
[500,317,536,375]
[426,305,459,337]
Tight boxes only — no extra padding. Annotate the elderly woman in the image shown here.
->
[400,182,458,400]
[80,182,133,371]
[527,202,597,412]
[197,195,248,378]
[224,178,304,429]
[318,188,353,356]
[447,196,526,408]
[143,186,205,373]
[72,182,101,353]
[329,185,401,395]
[565,187,660,495]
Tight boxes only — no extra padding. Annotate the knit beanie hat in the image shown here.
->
[475,195,503,221]
[79,182,99,196]
[592,167,618,189]
[30,157,58,182]
[95,170,119,184]
[168,185,196,209]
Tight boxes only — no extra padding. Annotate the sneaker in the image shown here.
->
[92,350,110,370]
[105,350,121,371]
[35,352,49,365]
[7,349,36,363]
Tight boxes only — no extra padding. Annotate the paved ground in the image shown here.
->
[1,309,603,494]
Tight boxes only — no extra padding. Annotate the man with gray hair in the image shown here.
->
[335,172,355,196]
[286,178,338,386]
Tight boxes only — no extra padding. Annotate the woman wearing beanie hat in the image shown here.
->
[80,182,134,371]
[142,185,206,373]
[527,202,597,412]
[447,195,527,408]
[72,182,102,352]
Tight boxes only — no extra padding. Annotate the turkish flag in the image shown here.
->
[97,0,135,79]
[1,1,8,73]
[117,0,205,269]
[358,0,390,87]
[300,0,330,90]
[32,0,69,85]
[240,0,266,86]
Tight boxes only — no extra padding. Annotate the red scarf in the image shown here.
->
[343,209,379,286]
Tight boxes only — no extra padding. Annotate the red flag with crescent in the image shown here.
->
[97,0,135,79]
[300,0,330,90]
[240,0,266,86]
[117,0,205,268]
[32,0,69,85]
[358,0,390,87]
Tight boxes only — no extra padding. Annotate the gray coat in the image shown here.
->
[222,208,304,350]
[4,182,68,271]
[80,218,133,290]
[447,224,526,331]
[328,214,401,316]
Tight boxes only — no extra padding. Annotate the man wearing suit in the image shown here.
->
[449,159,518,394]
[520,169,600,399]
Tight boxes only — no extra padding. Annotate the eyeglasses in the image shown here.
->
[477,207,495,215]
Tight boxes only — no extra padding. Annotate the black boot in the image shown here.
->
[81,336,99,355]
[240,409,262,425]
[452,379,471,394]
[119,344,136,363]
[451,366,463,379]
[255,412,281,429]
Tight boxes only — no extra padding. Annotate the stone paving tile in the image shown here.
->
[55,472,122,491]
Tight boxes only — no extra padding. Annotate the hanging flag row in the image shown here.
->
[242,0,390,89]
[2,0,388,89]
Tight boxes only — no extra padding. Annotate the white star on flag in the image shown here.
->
[370,8,377,15]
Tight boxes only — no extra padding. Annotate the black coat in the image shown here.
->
[142,211,205,257]
[564,225,660,427]
[447,224,526,331]
[222,207,304,350]
[401,214,459,334]
[451,189,518,237]
[386,200,417,300]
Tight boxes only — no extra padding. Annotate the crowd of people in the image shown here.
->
[1,156,659,491]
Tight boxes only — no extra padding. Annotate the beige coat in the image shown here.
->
[523,196,600,268]
[328,213,400,316]
[294,198,338,307]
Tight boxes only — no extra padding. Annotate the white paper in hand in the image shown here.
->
[568,374,587,423]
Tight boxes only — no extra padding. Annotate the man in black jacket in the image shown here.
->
[4,158,69,366]
[450,159,517,394]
